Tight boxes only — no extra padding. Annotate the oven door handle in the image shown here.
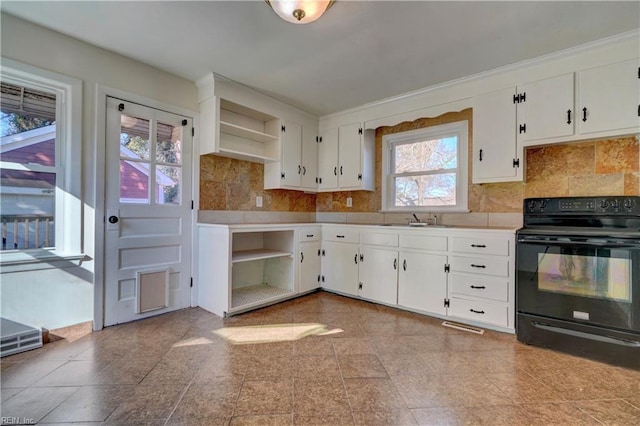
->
[517,239,637,249]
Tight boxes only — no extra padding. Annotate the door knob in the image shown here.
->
[108,216,119,224]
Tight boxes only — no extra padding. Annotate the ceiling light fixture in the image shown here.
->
[265,0,335,24]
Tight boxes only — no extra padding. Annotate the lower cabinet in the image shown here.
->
[358,246,398,305]
[398,251,447,316]
[297,227,321,293]
[321,241,359,296]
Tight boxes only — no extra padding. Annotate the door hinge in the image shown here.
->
[118,103,125,111]
[281,172,285,179]
[637,66,639,79]
[519,124,527,134]
[191,200,194,210]
[358,282,363,290]
[358,128,363,135]
[190,277,193,288]
[444,264,450,273]
[181,119,187,126]
[513,92,526,104]
[281,124,286,132]
[359,254,364,262]
[192,127,195,137]
[444,298,450,308]
[513,158,520,168]
[357,173,362,181]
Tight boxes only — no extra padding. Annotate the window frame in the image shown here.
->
[381,120,469,213]
[0,58,83,266]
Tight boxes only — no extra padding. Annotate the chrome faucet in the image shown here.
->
[412,213,421,223]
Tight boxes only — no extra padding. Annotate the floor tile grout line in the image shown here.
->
[162,375,196,426]
[331,328,357,425]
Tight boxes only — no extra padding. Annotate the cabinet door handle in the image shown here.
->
[582,107,588,122]
[354,254,358,264]
[334,166,337,176]
[470,285,486,289]
[393,258,397,270]
[300,252,304,263]
[302,166,306,175]
[470,244,486,248]
[470,264,486,269]
[298,165,301,175]
[479,149,483,162]
[470,309,485,314]
[403,259,407,271]
[340,166,343,175]
[567,109,572,124]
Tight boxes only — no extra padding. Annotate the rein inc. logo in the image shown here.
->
[2,418,35,425]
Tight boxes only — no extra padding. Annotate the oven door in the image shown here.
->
[516,233,640,333]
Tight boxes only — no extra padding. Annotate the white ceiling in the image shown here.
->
[2,1,639,116]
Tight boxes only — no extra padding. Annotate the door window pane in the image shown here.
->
[156,122,182,165]
[156,165,181,205]
[120,115,150,160]
[120,160,150,204]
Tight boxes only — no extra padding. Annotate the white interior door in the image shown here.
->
[104,97,193,326]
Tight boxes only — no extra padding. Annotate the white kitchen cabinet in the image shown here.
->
[264,121,319,191]
[297,227,321,293]
[398,250,448,316]
[472,87,522,183]
[198,225,296,317]
[578,59,640,136]
[202,97,281,162]
[321,241,359,296]
[317,123,375,192]
[447,234,514,329]
[358,246,399,306]
[517,73,575,144]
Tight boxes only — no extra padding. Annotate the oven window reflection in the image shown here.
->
[538,252,631,302]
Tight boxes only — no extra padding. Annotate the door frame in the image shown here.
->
[93,85,199,330]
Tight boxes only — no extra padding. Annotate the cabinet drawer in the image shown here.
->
[449,256,509,277]
[449,274,508,302]
[323,229,359,243]
[298,229,320,242]
[448,297,508,328]
[451,237,509,256]
[361,232,398,247]
[399,234,447,251]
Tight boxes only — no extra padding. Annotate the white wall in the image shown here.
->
[0,13,199,331]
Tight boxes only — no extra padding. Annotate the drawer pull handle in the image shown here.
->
[306,234,314,237]
[471,244,486,248]
[470,285,486,289]
[470,309,485,314]
[337,235,345,238]
[470,264,486,269]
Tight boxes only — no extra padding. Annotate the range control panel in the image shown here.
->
[525,196,640,215]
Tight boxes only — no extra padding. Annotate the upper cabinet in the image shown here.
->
[516,73,575,144]
[264,120,319,191]
[473,57,639,184]
[472,87,521,184]
[577,59,640,136]
[317,123,375,192]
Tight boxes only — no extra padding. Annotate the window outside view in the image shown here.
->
[0,82,57,250]
[392,136,458,207]
[119,114,182,205]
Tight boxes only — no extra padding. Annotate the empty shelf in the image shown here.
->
[232,283,293,308]
[232,249,293,263]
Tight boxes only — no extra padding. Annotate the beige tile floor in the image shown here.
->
[1,291,639,425]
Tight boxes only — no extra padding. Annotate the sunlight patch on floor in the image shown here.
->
[213,323,342,344]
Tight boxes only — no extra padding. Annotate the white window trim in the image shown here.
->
[0,58,83,269]
[381,120,469,213]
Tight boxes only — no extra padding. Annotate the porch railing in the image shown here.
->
[1,215,55,250]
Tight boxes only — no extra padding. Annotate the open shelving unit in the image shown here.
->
[230,230,294,311]
[218,99,281,163]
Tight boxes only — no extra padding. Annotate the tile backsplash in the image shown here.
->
[199,109,639,219]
